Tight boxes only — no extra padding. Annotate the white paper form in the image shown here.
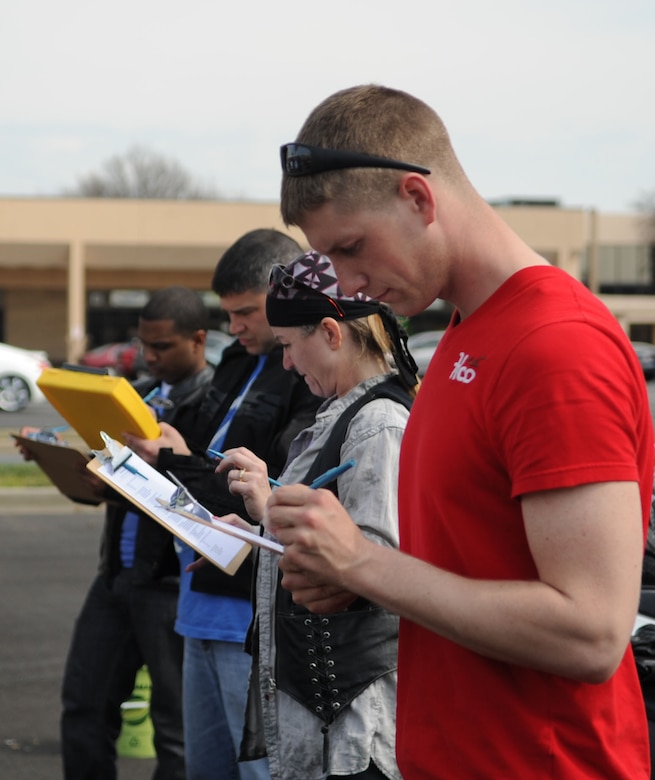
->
[88,446,256,574]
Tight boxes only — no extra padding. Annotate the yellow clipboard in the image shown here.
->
[37,367,160,449]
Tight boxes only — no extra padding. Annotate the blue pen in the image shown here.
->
[142,387,174,420]
[309,458,356,490]
[142,387,159,404]
[207,448,282,488]
[121,461,148,480]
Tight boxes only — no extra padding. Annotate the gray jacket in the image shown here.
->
[244,374,408,780]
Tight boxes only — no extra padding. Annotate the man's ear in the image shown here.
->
[398,173,436,226]
[320,318,343,351]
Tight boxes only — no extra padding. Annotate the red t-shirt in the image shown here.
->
[397,266,654,779]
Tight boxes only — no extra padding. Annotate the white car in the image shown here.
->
[0,342,52,412]
[407,330,446,376]
[205,329,233,366]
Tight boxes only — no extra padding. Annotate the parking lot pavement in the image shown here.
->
[0,511,156,780]
[0,487,102,514]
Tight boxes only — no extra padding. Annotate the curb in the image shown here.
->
[0,487,104,515]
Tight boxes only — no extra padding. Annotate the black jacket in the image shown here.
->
[158,341,321,599]
[99,365,214,587]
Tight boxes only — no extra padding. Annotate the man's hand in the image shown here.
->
[123,422,189,465]
[278,572,358,612]
[265,484,369,611]
[15,426,41,461]
[77,467,108,500]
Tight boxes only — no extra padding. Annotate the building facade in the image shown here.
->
[0,197,653,364]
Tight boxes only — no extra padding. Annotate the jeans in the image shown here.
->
[183,637,270,780]
[61,572,185,780]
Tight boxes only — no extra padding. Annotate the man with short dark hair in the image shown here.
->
[55,286,213,780]
[127,229,321,780]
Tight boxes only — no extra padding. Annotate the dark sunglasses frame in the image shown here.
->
[280,143,431,177]
[268,264,346,319]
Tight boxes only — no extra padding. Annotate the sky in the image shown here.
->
[1,0,654,213]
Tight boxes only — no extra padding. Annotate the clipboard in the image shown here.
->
[36,367,161,450]
[12,434,103,506]
[87,443,259,575]
[161,469,284,555]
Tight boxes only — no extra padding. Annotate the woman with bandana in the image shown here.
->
[215,251,420,780]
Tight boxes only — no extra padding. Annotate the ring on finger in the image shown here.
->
[238,467,247,482]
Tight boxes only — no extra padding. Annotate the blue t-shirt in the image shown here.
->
[119,512,139,568]
[174,359,266,642]
[119,381,173,569]
[174,539,252,642]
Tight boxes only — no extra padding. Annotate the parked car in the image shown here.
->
[407,330,446,376]
[406,333,655,381]
[632,341,655,380]
[205,329,233,366]
[90,328,234,380]
[79,340,140,378]
[0,342,51,412]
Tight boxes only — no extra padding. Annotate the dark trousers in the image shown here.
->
[61,571,185,780]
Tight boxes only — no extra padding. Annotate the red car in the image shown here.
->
[79,340,141,378]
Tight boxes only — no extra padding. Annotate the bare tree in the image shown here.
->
[64,145,218,200]
[635,191,655,241]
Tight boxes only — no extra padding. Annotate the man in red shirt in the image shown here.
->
[265,85,654,778]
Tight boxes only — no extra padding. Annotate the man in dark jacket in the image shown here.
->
[60,286,213,780]
[126,229,321,780]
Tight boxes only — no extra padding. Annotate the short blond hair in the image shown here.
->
[281,84,466,226]
[299,312,420,398]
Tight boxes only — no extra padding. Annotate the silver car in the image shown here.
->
[0,342,51,412]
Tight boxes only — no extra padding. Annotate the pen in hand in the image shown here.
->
[142,387,174,420]
[207,448,283,488]
[207,450,355,491]
[142,387,159,404]
[309,459,356,489]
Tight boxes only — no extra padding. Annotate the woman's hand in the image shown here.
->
[185,513,253,572]
[215,447,272,522]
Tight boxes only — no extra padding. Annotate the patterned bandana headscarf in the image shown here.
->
[266,251,419,388]
[266,250,380,326]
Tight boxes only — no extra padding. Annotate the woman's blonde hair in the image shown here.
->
[301,312,420,398]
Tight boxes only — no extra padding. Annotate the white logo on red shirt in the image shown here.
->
[449,352,478,384]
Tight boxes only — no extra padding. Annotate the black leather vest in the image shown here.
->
[275,590,399,727]
[274,378,411,729]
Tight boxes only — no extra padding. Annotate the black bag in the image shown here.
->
[632,624,655,687]
[631,621,655,779]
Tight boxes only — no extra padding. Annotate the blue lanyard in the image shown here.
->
[207,354,267,454]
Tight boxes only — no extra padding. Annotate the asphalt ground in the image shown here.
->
[0,506,158,780]
[0,401,157,778]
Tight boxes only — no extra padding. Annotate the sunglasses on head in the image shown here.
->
[268,264,345,319]
[280,143,431,177]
